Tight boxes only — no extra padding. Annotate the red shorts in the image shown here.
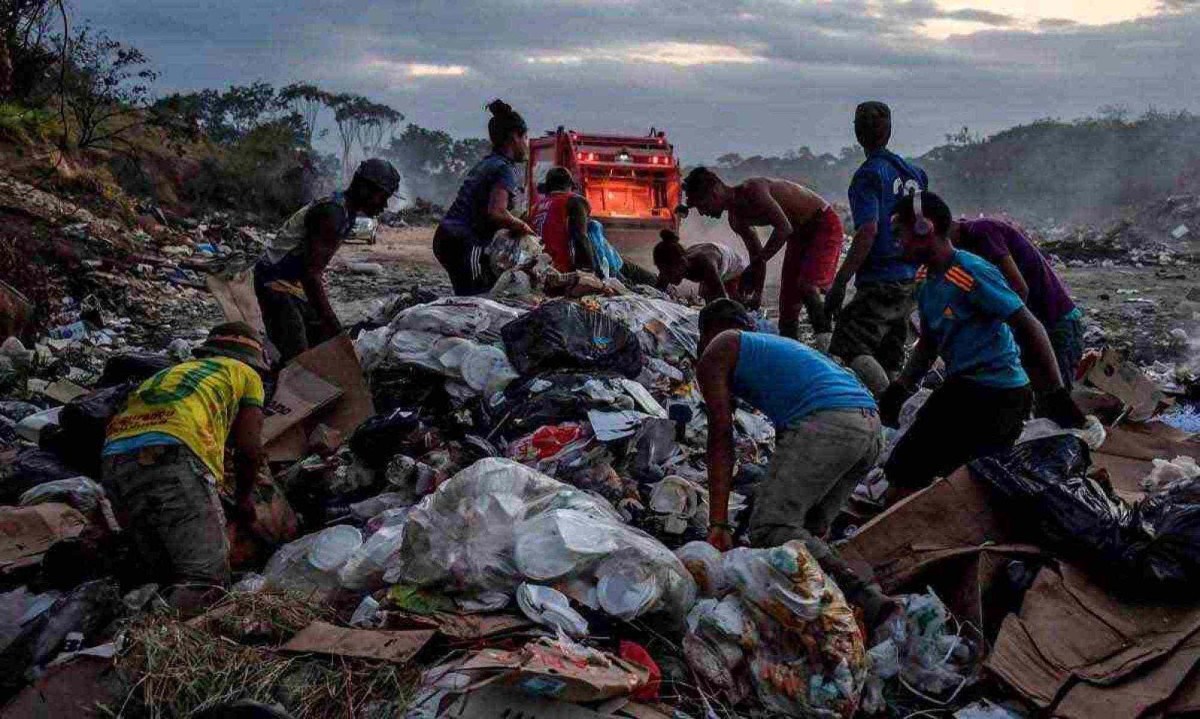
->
[784,206,842,291]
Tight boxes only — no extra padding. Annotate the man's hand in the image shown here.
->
[1037,386,1087,429]
[707,525,733,551]
[824,279,848,323]
[233,491,258,527]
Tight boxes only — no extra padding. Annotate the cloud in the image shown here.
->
[79,0,1200,162]
[941,8,1017,25]
[1037,18,1079,29]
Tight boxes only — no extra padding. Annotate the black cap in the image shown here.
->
[354,158,402,196]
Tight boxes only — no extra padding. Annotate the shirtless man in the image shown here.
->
[679,167,843,343]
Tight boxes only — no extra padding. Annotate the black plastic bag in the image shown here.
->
[501,300,644,379]
[45,383,134,477]
[1134,477,1200,591]
[1,448,78,503]
[97,352,171,388]
[971,435,1200,597]
[349,408,424,469]
[486,370,626,439]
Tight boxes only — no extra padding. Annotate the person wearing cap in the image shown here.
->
[695,298,894,627]
[679,167,843,343]
[825,101,928,394]
[948,216,1084,388]
[434,99,534,295]
[101,322,268,614]
[255,157,400,364]
[527,166,596,273]
[880,191,1087,498]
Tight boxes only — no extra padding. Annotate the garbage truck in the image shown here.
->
[526,127,682,248]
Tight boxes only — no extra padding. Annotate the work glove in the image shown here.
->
[1037,386,1088,430]
[879,381,915,429]
[823,280,847,323]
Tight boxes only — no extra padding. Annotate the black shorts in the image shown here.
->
[884,376,1032,490]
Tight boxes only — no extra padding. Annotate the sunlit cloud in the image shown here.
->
[362,59,469,78]
[526,42,765,67]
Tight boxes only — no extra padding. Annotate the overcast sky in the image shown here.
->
[82,0,1200,162]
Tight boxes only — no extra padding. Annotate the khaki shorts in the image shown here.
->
[828,280,917,375]
[101,444,230,587]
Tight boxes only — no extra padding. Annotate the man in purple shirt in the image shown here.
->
[950,217,1083,388]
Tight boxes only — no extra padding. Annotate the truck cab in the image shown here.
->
[526,127,681,241]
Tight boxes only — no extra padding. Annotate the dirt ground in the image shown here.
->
[333,225,1200,366]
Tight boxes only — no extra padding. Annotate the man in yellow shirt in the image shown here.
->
[102,322,266,613]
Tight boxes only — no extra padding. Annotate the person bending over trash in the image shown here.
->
[880,191,1086,499]
[101,322,267,615]
[696,299,894,627]
[434,99,534,295]
[255,158,400,365]
[653,230,749,304]
[527,167,597,274]
[679,167,843,344]
[825,101,928,394]
[948,215,1084,389]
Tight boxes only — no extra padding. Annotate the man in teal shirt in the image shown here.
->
[881,191,1086,497]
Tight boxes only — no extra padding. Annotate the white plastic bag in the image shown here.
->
[516,583,588,638]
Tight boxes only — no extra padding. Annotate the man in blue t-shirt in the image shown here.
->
[880,191,1086,497]
[826,102,928,393]
[696,299,891,625]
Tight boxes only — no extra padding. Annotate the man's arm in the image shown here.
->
[1007,307,1062,392]
[827,171,882,319]
[302,209,344,338]
[696,260,729,302]
[487,185,534,236]
[995,255,1029,301]
[229,405,264,524]
[729,214,767,303]
[746,182,794,264]
[566,195,596,272]
[697,331,741,550]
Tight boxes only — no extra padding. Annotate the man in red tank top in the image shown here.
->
[528,167,596,273]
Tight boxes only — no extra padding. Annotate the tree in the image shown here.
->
[61,26,156,149]
[279,82,330,147]
[1,0,61,101]
[356,100,402,157]
[329,93,372,180]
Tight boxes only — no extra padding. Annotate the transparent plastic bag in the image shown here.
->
[516,583,588,638]
[685,541,867,718]
[265,526,362,596]
[19,477,107,516]
[339,523,408,590]
[676,541,729,597]
[398,458,694,623]
[595,296,700,361]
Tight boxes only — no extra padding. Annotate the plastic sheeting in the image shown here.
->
[502,300,645,379]
[396,458,696,624]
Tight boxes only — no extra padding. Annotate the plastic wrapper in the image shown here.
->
[1143,456,1200,492]
[1017,415,1106,450]
[972,435,1200,596]
[339,522,408,590]
[264,526,362,596]
[507,422,590,464]
[516,583,588,638]
[862,590,978,711]
[488,231,545,274]
[675,541,729,597]
[397,458,695,623]
[501,300,644,379]
[595,295,699,361]
[683,541,866,718]
[18,477,108,516]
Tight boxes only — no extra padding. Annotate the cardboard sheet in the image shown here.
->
[206,270,265,337]
[986,563,1200,712]
[460,639,649,703]
[0,503,89,569]
[262,365,342,444]
[281,622,434,663]
[265,336,374,462]
[1085,348,1170,422]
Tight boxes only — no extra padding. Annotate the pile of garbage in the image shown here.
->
[4,217,1200,718]
[1039,193,1200,267]
[379,199,445,228]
